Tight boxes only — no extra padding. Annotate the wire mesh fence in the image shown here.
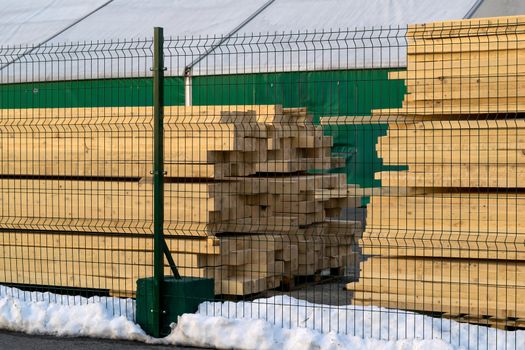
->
[0,39,158,318]
[0,15,523,348]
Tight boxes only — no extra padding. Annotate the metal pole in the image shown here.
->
[152,26,165,338]
[184,73,192,106]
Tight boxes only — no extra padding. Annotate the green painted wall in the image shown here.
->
[192,69,407,189]
[0,77,185,108]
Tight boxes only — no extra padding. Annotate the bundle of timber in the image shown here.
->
[320,15,525,126]
[377,120,525,188]
[0,105,362,296]
[344,15,525,329]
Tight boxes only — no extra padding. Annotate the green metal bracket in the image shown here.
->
[163,240,181,279]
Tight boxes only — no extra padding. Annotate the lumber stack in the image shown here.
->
[0,105,362,296]
[343,15,525,327]
[320,16,525,126]
[377,120,525,188]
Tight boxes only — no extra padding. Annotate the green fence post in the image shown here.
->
[136,27,214,338]
[151,26,165,338]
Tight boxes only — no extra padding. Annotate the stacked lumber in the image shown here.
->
[343,15,525,327]
[377,120,525,188]
[0,105,362,296]
[320,16,525,126]
[395,16,525,116]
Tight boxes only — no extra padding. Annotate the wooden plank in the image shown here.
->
[0,105,294,128]
[372,105,525,116]
[0,232,293,297]
[407,16,525,36]
[0,269,136,295]
[165,163,231,179]
[350,279,525,304]
[368,191,525,206]
[0,266,230,298]
[0,106,263,125]
[0,179,256,234]
[0,231,220,254]
[219,274,270,295]
[406,48,525,64]
[351,291,522,319]
[402,96,525,110]
[407,36,525,54]
[320,116,378,125]
[366,199,525,224]
[378,137,525,150]
[319,114,506,125]
[409,33,525,50]
[408,52,525,75]
[0,107,282,132]
[401,66,525,81]
[273,200,320,213]
[0,206,321,236]
[365,215,525,231]
[383,119,525,133]
[364,216,525,235]
[0,259,216,279]
[360,244,525,260]
[380,148,525,165]
[365,193,525,232]
[407,163,525,177]
[406,78,525,101]
[379,136,525,148]
[0,245,226,267]
[388,71,407,80]
[376,167,525,188]
[404,82,525,101]
[361,233,525,253]
[356,257,525,286]
[0,131,266,177]
[283,107,313,123]
[255,160,306,173]
[408,28,525,43]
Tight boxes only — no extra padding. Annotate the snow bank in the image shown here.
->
[197,296,525,350]
[0,285,522,349]
[0,285,147,342]
[168,313,453,350]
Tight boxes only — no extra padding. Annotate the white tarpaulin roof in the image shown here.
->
[0,0,109,46]
[0,0,482,82]
[48,0,269,43]
[240,0,480,32]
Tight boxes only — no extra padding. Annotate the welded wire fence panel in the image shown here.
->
[163,18,525,349]
[0,39,157,317]
[351,18,525,340]
[161,28,406,339]
[0,15,523,349]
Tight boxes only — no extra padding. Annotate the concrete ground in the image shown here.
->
[0,329,202,349]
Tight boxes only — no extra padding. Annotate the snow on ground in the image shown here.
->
[0,285,145,342]
[168,312,453,350]
[0,285,522,349]
[196,296,525,349]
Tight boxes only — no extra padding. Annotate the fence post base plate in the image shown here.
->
[136,276,214,337]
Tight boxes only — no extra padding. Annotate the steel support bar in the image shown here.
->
[163,240,181,279]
